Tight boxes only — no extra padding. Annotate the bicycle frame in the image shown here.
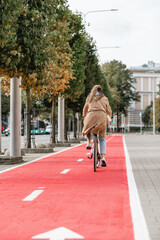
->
[88,134,101,172]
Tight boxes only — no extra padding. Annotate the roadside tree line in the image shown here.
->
[0,0,139,147]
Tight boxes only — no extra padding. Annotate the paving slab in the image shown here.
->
[125,134,160,240]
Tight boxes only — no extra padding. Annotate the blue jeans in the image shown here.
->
[87,132,106,155]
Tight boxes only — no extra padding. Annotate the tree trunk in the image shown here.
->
[50,95,56,143]
[26,89,31,148]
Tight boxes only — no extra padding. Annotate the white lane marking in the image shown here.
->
[106,136,113,143]
[23,190,44,201]
[60,169,71,174]
[38,187,46,189]
[123,136,151,240]
[77,159,84,162]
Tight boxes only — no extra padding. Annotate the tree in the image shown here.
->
[1,0,69,147]
[155,97,160,131]
[66,33,107,138]
[41,5,74,143]
[102,60,140,131]
[142,104,152,127]
[0,0,25,76]
[64,12,86,138]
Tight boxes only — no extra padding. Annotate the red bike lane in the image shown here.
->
[0,136,134,240]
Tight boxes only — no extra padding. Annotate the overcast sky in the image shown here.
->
[67,0,160,68]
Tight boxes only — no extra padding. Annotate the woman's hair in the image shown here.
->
[88,85,102,103]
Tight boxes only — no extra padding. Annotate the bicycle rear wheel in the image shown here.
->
[94,137,98,172]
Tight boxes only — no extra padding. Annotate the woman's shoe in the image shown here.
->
[101,159,107,167]
[86,143,91,149]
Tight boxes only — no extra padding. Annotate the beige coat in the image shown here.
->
[82,92,112,138]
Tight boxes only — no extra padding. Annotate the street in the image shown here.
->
[1,134,52,152]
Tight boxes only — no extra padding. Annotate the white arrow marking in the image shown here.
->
[77,159,84,162]
[23,190,44,201]
[60,169,71,174]
[32,227,84,240]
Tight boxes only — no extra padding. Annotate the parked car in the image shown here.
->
[4,127,10,136]
[45,125,52,134]
[3,127,24,136]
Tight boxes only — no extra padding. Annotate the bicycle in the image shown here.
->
[88,134,101,172]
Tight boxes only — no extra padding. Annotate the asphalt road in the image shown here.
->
[1,134,52,152]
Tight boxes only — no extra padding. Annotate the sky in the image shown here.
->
[67,0,160,68]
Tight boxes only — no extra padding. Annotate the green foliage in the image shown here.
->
[0,0,25,75]
[158,83,160,95]
[155,97,160,131]
[76,35,107,113]
[67,33,108,114]
[84,35,102,97]
[1,88,10,118]
[0,0,67,80]
[150,97,160,131]
[142,104,152,127]
[65,12,86,102]
[102,60,140,115]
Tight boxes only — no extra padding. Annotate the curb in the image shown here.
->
[0,156,23,165]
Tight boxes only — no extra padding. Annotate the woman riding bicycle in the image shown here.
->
[82,85,112,167]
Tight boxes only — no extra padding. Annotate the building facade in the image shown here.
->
[124,63,160,132]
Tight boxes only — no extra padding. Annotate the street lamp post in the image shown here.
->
[152,71,156,135]
[148,71,156,135]
[83,9,118,23]
[98,46,120,49]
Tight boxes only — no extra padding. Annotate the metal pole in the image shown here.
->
[139,112,142,134]
[152,72,155,135]
[0,78,1,153]
[10,77,21,156]
[83,9,118,23]
[58,96,64,143]
[98,46,120,49]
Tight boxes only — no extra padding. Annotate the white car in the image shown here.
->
[45,125,52,134]
[4,127,10,136]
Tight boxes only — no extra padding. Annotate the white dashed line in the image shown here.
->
[106,136,113,143]
[60,169,71,174]
[77,159,84,162]
[23,190,44,201]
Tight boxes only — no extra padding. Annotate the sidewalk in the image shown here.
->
[0,143,79,172]
[125,134,160,240]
